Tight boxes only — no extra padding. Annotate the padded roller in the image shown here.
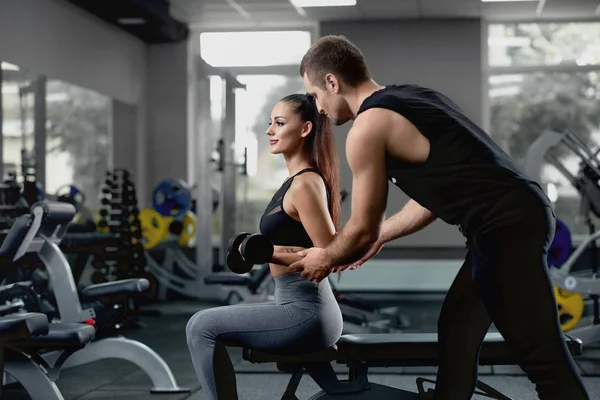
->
[80,278,150,300]
[0,312,49,337]
[32,201,76,224]
[22,322,96,346]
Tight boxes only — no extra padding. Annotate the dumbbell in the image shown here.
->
[227,233,274,274]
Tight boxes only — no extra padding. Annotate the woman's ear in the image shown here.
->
[300,121,313,138]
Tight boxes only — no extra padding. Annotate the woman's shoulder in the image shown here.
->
[288,171,327,197]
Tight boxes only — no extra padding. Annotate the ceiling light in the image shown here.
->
[117,18,146,25]
[290,0,356,7]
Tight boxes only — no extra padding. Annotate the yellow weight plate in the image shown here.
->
[554,286,584,332]
[162,216,174,240]
[138,208,168,249]
[179,211,196,247]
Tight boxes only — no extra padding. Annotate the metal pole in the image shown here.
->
[34,76,47,188]
[0,67,3,181]
[188,57,213,278]
[219,74,237,267]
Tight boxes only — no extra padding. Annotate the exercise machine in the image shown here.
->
[241,331,582,399]
[0,201,190,393]
[0,311,95,400]
[524,129,600,343]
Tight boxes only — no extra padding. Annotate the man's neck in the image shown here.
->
[347,80,386,119]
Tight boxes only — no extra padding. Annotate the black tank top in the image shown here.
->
[357,84,551,236]
[259,168,331,248]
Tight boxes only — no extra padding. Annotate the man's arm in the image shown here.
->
[379,199,437,243]
[319,110,390,268]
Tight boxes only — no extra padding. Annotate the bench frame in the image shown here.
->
[242,333,583,400]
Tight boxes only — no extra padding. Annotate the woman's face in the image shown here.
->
[266,101,312,155]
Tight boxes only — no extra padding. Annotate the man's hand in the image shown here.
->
[333,240,385,272]
[288,247,332,283]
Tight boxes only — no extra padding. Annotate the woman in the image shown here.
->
[186,93,344,400]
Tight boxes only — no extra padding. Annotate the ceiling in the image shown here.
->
[65,0,188,43]
[168,0,600,30]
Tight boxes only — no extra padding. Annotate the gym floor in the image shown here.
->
[5,301,600,400]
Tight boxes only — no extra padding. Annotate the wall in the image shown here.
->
[321,19,484,247]
[145,42,190,191]
[112,100,138,175]
[0,0,146,105]
[0,0,150,200]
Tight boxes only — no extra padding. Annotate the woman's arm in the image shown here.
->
[266,173,336,268]
[270,246,306,266]
[287,173,337,247]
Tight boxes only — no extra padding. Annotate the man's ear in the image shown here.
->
[325,73,340,94]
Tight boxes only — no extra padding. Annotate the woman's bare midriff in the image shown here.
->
[270,245,307,278]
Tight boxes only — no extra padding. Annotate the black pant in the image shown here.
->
[433,206,589,399]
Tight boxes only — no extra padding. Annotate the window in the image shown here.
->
[2,78,31,178]
[488,21,600,238]
[234,74,305,232]
[2,63,37,193]
[200,31,311,67]
[489,22,600,67]
[489,70,600,235]
[45,80,111,210]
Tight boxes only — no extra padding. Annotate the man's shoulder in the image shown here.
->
[354,107,407,132]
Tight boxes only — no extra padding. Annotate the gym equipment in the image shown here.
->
[143,242,244,304]
[152,178,192,218]
[138,208,168,249]
[227,233,253,273]
[0,201,189,394]
[241,331,582,399]
[548,219,573,267]
[241,234,274,264]
[525,129,600,342]
[555,286,584,331]
[226,233,274,274]
[55,184,86,205]
[0,283,43,313]
[0,311,90,400]
[178,211,196,247]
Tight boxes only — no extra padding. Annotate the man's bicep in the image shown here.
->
[346,128,388,235]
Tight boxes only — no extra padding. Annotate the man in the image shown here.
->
[288,35,589,400]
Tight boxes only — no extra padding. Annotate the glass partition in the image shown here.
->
[45,80,111,210]
[234,74,304,233]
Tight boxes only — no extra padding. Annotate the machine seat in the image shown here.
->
[80,278,150,300]
[242,332,583,368]
[13,322,95,348]
[336,332,583,366]
[243,345,338,364]
[204,273,253,286]
[0,313,49,340]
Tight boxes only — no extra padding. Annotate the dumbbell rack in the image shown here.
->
[93,169,159,328]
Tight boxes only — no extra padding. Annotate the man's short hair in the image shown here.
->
[300,35,371,89]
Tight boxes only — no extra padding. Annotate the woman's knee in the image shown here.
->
[186,308,220,343]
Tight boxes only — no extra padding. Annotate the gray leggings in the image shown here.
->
[186,272,343,400]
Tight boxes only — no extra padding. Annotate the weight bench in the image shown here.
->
[0,201,189,394]
[204,264,274,304]
[0,312,96,400]
[242,332,583,399]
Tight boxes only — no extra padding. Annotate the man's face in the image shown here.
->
[303,73,352,126]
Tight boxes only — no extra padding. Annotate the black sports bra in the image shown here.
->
[259,168,331,248]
